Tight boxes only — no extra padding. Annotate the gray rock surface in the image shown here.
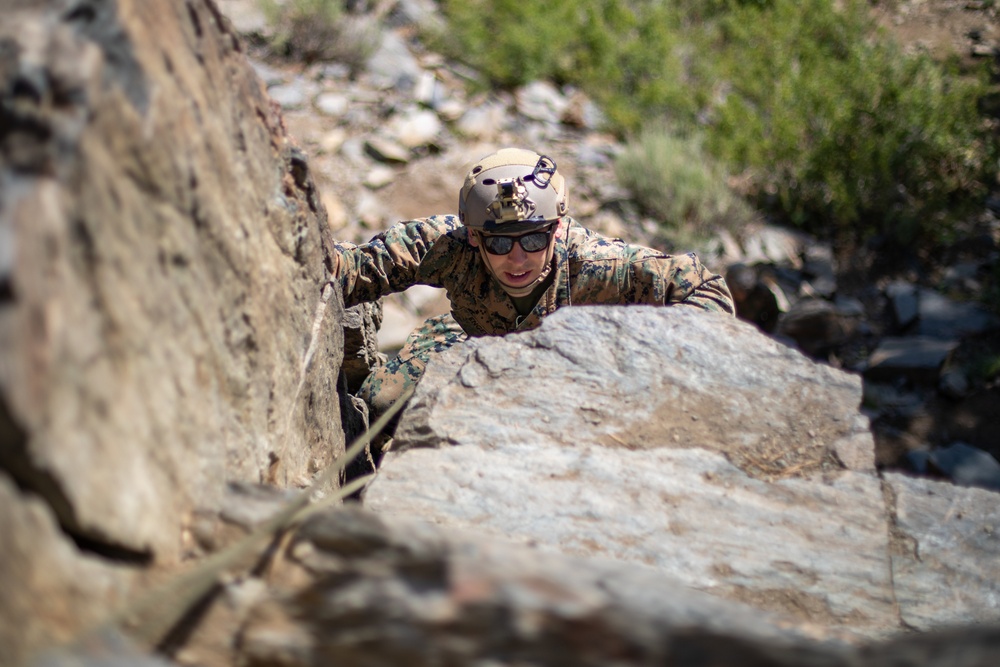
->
[236,505,1000,667]
[238,506,857,667]
[391,307,874,478]
[365,306,1000,637]
[916,288,1000,339]
[866,337,960,384]
[926,443,1000,491]
[5,2,999,665]
[887,472,1000,630]
[0,474,133,663]
[0,0,346,661]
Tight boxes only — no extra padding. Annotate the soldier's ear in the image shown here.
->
[466,228,480,247]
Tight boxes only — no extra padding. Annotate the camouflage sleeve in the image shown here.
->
[634,252,736,315]
[331,215,463,307]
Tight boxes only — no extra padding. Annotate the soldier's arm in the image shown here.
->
[331,215,462,307]
[635,251,736,315]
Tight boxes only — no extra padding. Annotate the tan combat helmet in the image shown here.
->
[458,148,569,233]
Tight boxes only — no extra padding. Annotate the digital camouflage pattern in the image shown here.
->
[356,312,467,422]
[333,215,734,420]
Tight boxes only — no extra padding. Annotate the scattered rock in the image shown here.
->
[249,60,287,87]
[364,136,411,164]
[916,288,1000,339]
[887,281,919,330]
[388,108,443,149]
[939,368,971,399]
[515,80,569,122]
[314,92,350,117]
[801,243,837,298]
[268,82,309,109]
[926,442,1000,492]
[727,263,782,332]
[365,29,420,92]
[738,224,808,267]
[455,98,512,139]
[317,128,348,154]
[562,88,606,129]
[777,299,858,357]
[866,337,960,384]
[363,164,398,189]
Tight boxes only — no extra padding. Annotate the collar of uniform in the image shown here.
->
[550,217,574,309]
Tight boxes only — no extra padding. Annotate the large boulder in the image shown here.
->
[233,504,1000,667]
[237,505,856,667]
[365,307,1000,638]
[0,0,347,662]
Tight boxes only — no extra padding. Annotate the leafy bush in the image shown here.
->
[703,0,996,248]
[430,0,998,252]
[615,125,758,240]
[260,0,376,69]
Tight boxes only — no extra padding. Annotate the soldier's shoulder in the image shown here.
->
[396,214,463,235]
[565,220,666,263]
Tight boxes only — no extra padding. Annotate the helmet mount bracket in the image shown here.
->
[486,177,536,223]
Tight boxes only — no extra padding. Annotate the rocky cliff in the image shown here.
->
[0,0,351,662]
[4,1,1000,667]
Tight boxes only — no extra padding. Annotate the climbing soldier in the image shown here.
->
[332,147,735,439]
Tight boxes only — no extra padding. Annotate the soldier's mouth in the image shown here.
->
[504,271,532,284]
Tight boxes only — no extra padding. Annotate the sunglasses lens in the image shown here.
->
[480,227,554,255]
[483,236,514,255]
[519,232,550,253]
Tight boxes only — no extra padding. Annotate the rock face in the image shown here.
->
[0,0,347,662]
[239,506,856,667]
[233,505,1000,667]
[365,307,1000,638]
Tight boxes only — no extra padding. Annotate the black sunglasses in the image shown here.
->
[480,227,555,256]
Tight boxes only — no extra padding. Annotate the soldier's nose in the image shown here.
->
[508,244,528,263]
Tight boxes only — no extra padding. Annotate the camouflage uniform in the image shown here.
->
[332,214,734,421]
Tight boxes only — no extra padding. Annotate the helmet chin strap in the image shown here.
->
[476,234,557,298]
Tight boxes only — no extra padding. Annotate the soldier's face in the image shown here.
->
[469,221,561,289]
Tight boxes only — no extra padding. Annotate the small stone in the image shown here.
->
[364,136,411,164]
[928,443,1000,492]
[364,165,397,189]
[414,71,438,106]
[515,80,568,122]
[436,98,466,122]
[268,82,307,109]
[318,128,347,154]
[865,337,959,385]
[456,102,509,139]
[366,29,421,92]
[916,288,1000,339]
[939,369,970,400]
[315,92,349,117]
[390,109,443,149]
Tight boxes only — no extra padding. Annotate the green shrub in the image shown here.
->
[703,0,996,248]
[615,125,758,241]
[431,0,998,253]
[259,0,375,68]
